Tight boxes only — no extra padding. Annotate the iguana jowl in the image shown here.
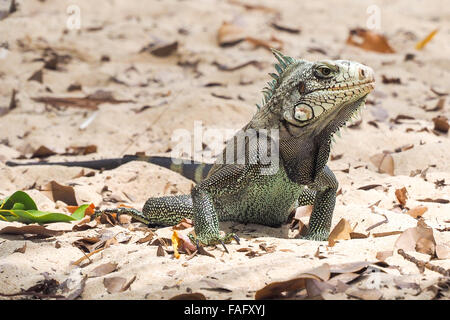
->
[98,50,375,245]
[9,50,375,246]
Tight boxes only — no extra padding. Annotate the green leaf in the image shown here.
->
[71,204,89,220]
[0,191,88,224]
[0,191,38,210]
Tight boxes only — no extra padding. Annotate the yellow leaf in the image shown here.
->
[415,29,438,50]
[172,231,181,259]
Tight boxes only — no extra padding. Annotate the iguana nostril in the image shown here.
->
[359,68,366,79]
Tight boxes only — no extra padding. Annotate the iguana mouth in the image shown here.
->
[320,79,375,93]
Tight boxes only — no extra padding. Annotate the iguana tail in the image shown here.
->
[6,155,213,184]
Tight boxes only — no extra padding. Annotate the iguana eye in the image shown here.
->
[314,66,333,79]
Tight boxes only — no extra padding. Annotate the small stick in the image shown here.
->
[397,249,450,277]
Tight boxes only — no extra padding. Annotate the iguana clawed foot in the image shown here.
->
[189,232,240,253]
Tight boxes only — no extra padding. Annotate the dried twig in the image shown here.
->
[397,249,450,276]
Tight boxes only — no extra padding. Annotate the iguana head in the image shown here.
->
[259,50,375,139]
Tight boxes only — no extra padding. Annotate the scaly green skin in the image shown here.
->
[96,50,375,245]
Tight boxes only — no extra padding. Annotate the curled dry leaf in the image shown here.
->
[394,219,436,255]
[370,153,394,176]
[255,263,330,300]
[89,262,118,277]
[136,231,154,244]
[346,28,395,53]
[169,292,206,300]
[328,218,353,247]
[103,276,136,294]
[405,206,428,219]
[395,187,408,207]
[172,218,194,230]
[217,21,246,47]
[13,242,27,254]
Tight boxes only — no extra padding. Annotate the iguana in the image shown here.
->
[7,50,375,247]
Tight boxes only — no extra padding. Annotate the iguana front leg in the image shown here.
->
[302,165,338,241]
[189,164,250,246]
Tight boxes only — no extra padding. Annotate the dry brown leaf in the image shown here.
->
[41,180,78,206]
[405,206,428,219]
[346,288,383,300]
[395,187,408,206]
[217,21,246,47]
[142,41,178,57]
[0,224,63,237]
[172,218,194,230]
[103,277,125,294]
[13,242,27,254]
[245,35,283,51]
[89,262,118,278]
[136,232,154,244]
[370,153,394,175]
[31,145,57,158]
[255,263,330,300]
[394,220,436,255]
[346,28,395,53]
[157,245,165,257]
[169,292,206,300]
[328,218,353,247]
[350,232,369,239]
[376,251,393,261]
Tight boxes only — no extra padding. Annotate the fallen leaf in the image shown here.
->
[415,29,438,50]
[13,242,27,254]
[346,28,395,53]
[27,69,43,83]
[157,245,165,257]
[0,224,63,237]
[217,21,246,47]
[370,153,394,175]
[89,262,118,277]
[172,218,194,230]
[376,251,393,261]
[255,263,330,299]
[405,206,428,218]
[65,145,97,155]
[395,187,408,206]
[41,180,78,206]
[328,218,353,247]
[358,184,382,191]
[346,288,382,300]
[245,35,283,51]
[169,292,206,300]
[136,231,154,244]
[140,41,178,57]
[103,276,134,294]
[394,220,436,255]
[271,22,301,34]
